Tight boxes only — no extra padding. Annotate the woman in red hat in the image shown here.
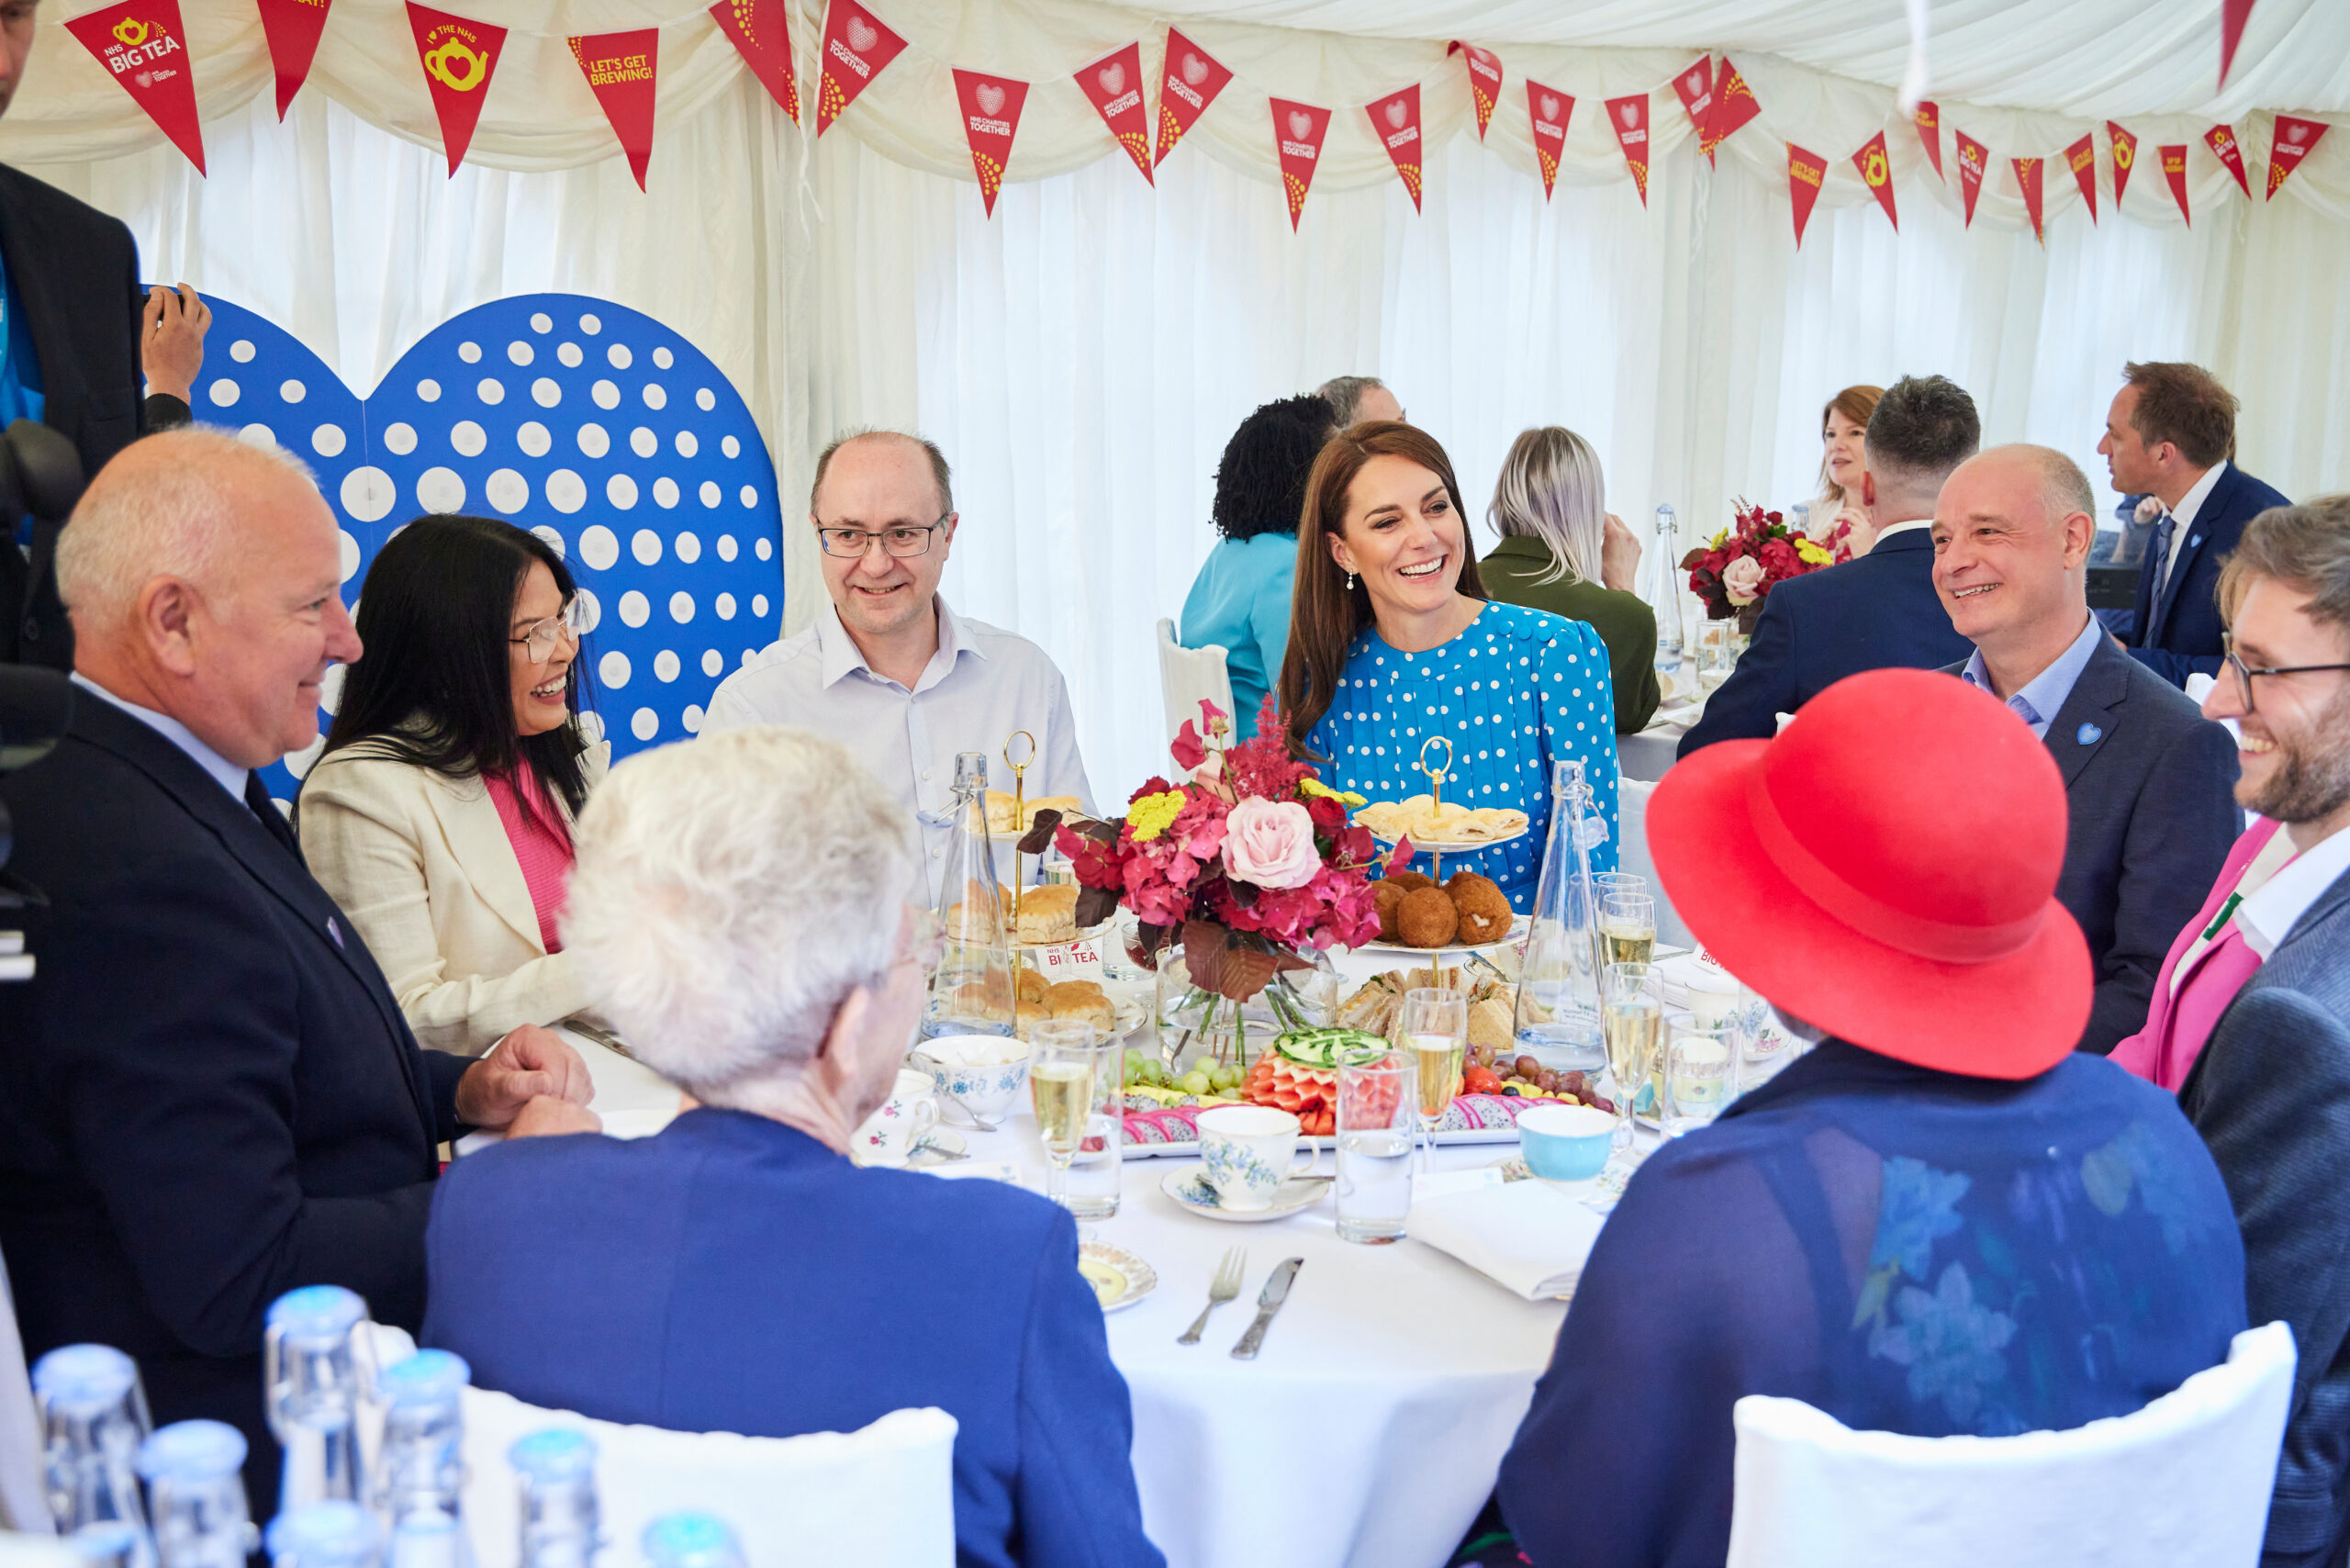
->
[1494,667,2248,1568]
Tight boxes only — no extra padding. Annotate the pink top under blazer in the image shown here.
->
[2110,816,2282,1092]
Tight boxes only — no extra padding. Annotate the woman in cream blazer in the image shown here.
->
[299,514,609,1055]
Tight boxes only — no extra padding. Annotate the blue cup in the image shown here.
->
[1516,1103,1614,1182]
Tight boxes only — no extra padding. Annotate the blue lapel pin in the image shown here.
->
[2188,535,2201,550]
[2076,722,2103,746]
[327,916,344,950]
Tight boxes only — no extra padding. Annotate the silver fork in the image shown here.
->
[1177,1247,1247,1346]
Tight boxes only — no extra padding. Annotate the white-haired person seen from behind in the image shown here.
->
[421,727,1165,1568]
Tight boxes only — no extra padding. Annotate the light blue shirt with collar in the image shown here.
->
[69,670,252,802]
[1959,613,2106,741]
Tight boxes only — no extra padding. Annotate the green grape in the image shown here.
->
[1181,1070,1213,1096]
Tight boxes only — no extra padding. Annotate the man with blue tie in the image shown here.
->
[1933,443,2240,1054]
[1678,375,1977,756]
[2098,362,2290,688]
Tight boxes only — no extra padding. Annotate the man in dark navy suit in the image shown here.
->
[1680,375,1978,756]
[1934,443,2239,1054]
[0,430,596,1513]
[2098,361,2291,689]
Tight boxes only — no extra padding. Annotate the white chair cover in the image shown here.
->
[1726,1320,2296,1568]
[0,1253,48,1533]
[1156,617,1234,764]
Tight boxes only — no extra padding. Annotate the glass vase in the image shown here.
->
[1147,938,1339,1078]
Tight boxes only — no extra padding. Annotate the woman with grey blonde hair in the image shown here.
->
[1481,426,1661,733]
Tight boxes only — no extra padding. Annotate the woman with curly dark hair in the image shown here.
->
[1178,394,1334,740]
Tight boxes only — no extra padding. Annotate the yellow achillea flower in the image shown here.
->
[1795,538,1835,566]
[1298,778,1367,807]
[1126,790,1189,843]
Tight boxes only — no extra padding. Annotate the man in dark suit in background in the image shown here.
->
[1934,443,2239,1054]
[1679,374,1977,756]
[0,0,209,666]
[2098,361,2290,689]
[0,430,596,1513]
[2179,498,2350,1568]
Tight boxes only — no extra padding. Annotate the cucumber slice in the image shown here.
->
[1271,1027,1393,1070]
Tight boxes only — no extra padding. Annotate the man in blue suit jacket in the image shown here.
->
[424,727,1162,1568]
[2098,361,2291,688]
[2177,498,2350,1568]
[1680,375,1977,756]
[0,431,593,1514]
[1934,444,2239,1055]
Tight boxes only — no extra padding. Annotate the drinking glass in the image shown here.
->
[1335,1052,1415,1244]
[1599,893,1657,969]
[1027,1020,1100,1209]
[1661,1017,1737,1137]
[1400,987,1468,1177]
[1062,1030,1125,1221]
[1599,962,1661,1176]
[1594,872,1648,899]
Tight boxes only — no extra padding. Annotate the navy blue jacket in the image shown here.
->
[2127,462,2292,688]
[0,694,469,1515]
[423,1109,1164,1568]
[2184,860,2350,1568]
[1678,526,1972,756]
[1975,633,2241,1055]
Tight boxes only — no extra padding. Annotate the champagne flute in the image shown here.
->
[1028,1020,1100,1209]
[1400,987,1468,1178]
[1599,891,1657,969]
[1600,961,1661,1174]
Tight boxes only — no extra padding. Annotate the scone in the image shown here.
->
[985,790,1082,836]
[944,880,1013,944]
[1013,882,1080,945]
[1016,967,1049,1005]
[1045,980,1116,1035]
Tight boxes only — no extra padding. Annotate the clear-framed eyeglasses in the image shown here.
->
[509,597,588,663]
[901,907,947,975]
[2222,634,2350,715]
[815,515,949,559]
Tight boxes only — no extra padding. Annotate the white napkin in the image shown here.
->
[1408,1179,1606,1301]
[1654,950,1732,1011]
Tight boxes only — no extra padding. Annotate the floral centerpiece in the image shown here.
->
[1681,499,1837,634]
[1026,694,1402,1068]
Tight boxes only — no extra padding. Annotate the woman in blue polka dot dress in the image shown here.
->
[1278,422,1620,913]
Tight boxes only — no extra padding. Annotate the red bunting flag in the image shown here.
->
[1447,42,1502,140]
[1852,131,1897,229]
[1704,58,1760,160]
[2013,157,2045,244]
[1075,43,1150,183]
[1954,130,1987,226]
[570,31,657,190]
[2065,133,2098,223]
[2267,115,2329,199]
[1526,80,1572,202]
[710,0,798,125]
[2161,143,2191,225]
[65,0,206,173]
[254,0,330,119]
[1914,101,1942,180]
[2206,123,2252,198]
[2109,122,2138,207]
[1365,84,1425,210]
[1270,98,1331,230]
[1787,142,1826,246]
[404,3,502,176]
[1154,28,1232,168]
[1670,56,1713,162]
[2221,0,2257,86]
[1606,94,1651,206]
[952,70,1027,217]
[815,0,905,136]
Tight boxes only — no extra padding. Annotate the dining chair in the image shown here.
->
[1156,618,1234,769]
[1726,1320,2295,1567]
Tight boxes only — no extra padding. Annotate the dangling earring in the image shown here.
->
[1345,571,1356,593]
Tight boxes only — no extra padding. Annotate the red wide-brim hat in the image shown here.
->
[1649,667,2090,1080]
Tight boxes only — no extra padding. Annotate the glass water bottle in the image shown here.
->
[924,751,1015,1038]
[1510,760,1609,1072]
[265,1504,381,1568]
[639,1515,743,1568]
[373,1352,472,1568]
[139,1420,255,1568]
[32,1342,153,1562]
[263,1286,372,1512]
[509,1429,599,1568]
[1651,505,1684,671]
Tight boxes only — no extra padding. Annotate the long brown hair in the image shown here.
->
[1277,420,1487,757]
[1817,384,1883,504]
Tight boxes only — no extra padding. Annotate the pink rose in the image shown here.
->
[1222,798,1323,890]
[1721,554,1766,604]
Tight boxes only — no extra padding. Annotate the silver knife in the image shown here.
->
[1230,1257,1304,1360]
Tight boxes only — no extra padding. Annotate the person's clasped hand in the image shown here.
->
[141,284,210,404]
[454,1024,601,1138]
[1600,511,1644,593]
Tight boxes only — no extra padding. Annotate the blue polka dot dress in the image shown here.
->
[1306,600,1622,913]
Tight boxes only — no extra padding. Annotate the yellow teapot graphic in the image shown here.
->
[424,35,488,93]
[1863,147,1888,186]
[111,17,150,47]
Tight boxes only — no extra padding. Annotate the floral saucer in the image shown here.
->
[1078,1241,1157,1312]
[1161,1168,1329,1222]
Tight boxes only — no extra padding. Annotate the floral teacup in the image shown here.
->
[910,1036,1032,1130]
[852,1069,940,1168]
[1194,1104,1316,1212]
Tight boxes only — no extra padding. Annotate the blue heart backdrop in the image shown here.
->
[185,292,786,805]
